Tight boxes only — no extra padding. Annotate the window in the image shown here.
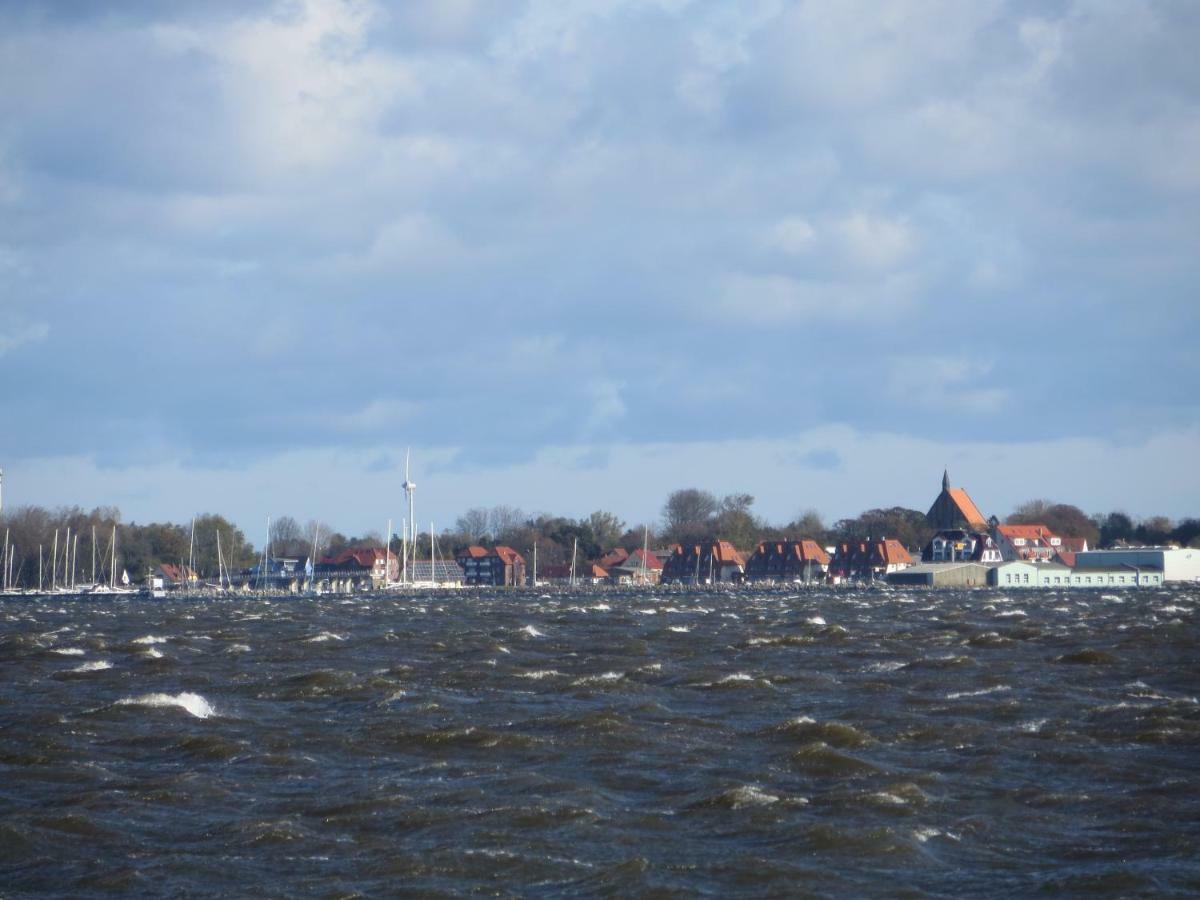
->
[1006,574,1012,584]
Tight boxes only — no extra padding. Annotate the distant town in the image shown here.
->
[0,467,1197,594]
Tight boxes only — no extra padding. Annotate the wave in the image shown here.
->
[71,660,112,673]
[117,692,215,719]
[304,631,346,643]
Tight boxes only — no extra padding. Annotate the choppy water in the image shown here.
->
[2,586,1198,897]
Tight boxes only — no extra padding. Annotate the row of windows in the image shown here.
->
[1002,571,1160,586]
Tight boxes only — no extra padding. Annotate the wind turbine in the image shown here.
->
[403,449,416,582]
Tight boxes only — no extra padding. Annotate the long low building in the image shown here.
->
[989,560,1163,588]
[887,562,992,587]
[1073,547,1200,583]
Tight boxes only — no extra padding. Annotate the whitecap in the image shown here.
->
[305,632,346,643]
[132,635,169,645]
[589,603,611,612]
[573,671,624,685]
[142,648,163,659]
[227,644,251,654]
[864,660,905,673]
[723,785,780,808]
[995,610,1027,618]
[517,670,564,680]
[117,692,215,719]
[717,672,754,684]
[1019,718,1048,733]
[72,660,112,673]
[946,685,1011,700]
[668,626,691,633]
[520,625,545,638]
[52,648,86,656]
[806,616,826,626]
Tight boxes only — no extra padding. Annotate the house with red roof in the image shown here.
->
[455,545,526,586]
[744,539,831,583]
[994,524,1062,562]
[316,548,399,585]
[604,547,664,585]
[829,539,914,581]
[660,540,746,584]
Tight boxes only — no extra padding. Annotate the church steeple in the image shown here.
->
[942,468,950,492]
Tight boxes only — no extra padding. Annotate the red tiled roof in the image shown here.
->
[948,488,987,527]
[322,548,388,568]
[1055,550,1077,567]
[492,546,524,565]
[458,545,490,558]
[598,548,630,568]
[875,539,913,566]
[628,548,663,570]
[1060,537,1088,552]
[997,524,1056,542]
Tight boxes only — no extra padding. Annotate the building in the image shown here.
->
[660,541,746,584]
[990,560,1164,588]
[155,563,199,589]
[456,545,526,586]
[1074,547,1200,583]
[316,548,398,587]
[888,561,992,587]
[744,539,830,583]
[603,548,664,585]
[993,524,1061,562]
[923,529,1003,564]
[926,469,988,531]
[829,539,913,581]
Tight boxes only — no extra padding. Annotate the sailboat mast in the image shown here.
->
[570,537,577,587]
[51,529,58,591]
[188,517,195,593]
[91,526,96,587]
[385,518,392,587]
[110,526,116,589]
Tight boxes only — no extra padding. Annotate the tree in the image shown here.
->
[1171,518,1200,549]
[787,509,827,543]
[1097,511,1135,547]
[1008,500,1100,547]
[1136,515,1173,545]
[588,510,626,551]
[269,516,307,558]
[455,508,491,542]
[715,494,760,550]
[661,488,719,545]
[834,508,932,550]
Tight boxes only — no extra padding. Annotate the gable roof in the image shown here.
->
[947,488,987,527]
[997,524,1057,542]
[492,546,524,565]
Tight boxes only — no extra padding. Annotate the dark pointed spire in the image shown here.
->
[942,468,950,491]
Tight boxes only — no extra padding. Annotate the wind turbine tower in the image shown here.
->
[403,450,416,579]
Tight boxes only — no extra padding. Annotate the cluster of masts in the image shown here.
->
[2,523,131,595]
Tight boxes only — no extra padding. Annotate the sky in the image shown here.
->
[1,0,1198,539]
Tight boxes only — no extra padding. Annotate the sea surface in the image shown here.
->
[1,586,1198,897]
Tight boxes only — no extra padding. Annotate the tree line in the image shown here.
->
[1,493,1195,589]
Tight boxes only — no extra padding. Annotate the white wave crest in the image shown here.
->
[53,648,86,656]
[132,635,169,645]
[118,692,215,719]
[305,632,346,643]
[806,616,826,626]
[946,685,1011,700]
[142,648,163,659]
[520,625,544,637]
[518,670,564,680]
[72,660,112,673]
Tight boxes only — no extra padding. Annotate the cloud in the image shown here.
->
[0,0,1196,526]
[0,322,49,357]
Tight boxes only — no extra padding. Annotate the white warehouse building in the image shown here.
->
[1074,548,1200,583]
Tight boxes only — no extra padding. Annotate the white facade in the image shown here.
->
[1075,548,1200,583]
[990,561,1163,589]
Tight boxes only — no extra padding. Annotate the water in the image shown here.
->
[2,586,1197,896]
